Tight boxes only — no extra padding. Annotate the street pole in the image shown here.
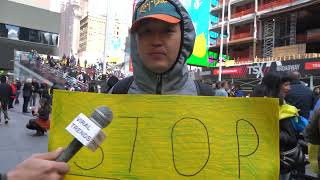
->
[102,1,111,75]
[253,0,258,61]
[218,0,226,81]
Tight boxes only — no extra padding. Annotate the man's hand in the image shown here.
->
[7,148,70,180]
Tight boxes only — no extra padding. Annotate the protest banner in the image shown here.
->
[49,90,279,179]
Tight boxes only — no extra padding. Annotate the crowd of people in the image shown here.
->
[0,76,51,135]
[27,51,127,94]
[1,0,320,179]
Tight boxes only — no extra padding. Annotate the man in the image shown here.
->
[214,81,228,97]
[30,79,40,107]
[111,0,213,95]
[234,84,245,97]
[23,79,33,113]
[0,76,12,124]
[285,71,315,119]
[15,79,22,104]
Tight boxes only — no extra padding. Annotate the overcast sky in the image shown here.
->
[50,0,133,18]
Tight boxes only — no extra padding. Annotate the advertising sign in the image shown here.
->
[203,58,320,80]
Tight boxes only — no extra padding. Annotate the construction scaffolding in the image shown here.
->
[263,19,275,57]
[209,0,320,62]
[289,12,297,45]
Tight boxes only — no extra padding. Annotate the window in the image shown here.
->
[5,24,19,40]
[0,23,59,46]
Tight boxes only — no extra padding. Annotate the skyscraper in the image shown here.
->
[59,0,81,57]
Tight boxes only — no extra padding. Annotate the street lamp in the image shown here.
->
[218,0,226,81]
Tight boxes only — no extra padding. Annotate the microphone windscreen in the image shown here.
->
[91,106,113,128]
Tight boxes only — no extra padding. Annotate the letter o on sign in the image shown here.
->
[171,118,211,176]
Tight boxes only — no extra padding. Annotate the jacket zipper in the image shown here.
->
[156,75,162,94]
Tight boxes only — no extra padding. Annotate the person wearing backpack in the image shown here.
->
[252,72,307,180]
[111,0,213,95]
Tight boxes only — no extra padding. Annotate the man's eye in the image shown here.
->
[166,28,175,33]
[138,29,151,35]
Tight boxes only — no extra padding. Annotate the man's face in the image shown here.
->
[136,19,181,74]
[281,81,290,96]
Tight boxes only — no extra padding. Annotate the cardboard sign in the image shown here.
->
[49,91,279,179]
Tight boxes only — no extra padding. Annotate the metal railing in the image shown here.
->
[259,0,296,11]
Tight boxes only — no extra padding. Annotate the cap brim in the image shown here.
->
[131,14,180,32]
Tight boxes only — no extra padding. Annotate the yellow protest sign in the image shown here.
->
[49,90,279,180]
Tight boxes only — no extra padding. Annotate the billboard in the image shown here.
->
[202,58,320,80]
[181,0,212,67]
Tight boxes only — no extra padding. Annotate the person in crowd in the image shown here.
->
[234,84,245,97]
[30,79,40,107]
[252,72,305,179]
[285,71,315,119]
[8,80,17,109]
[15,78,22,104]
[0,148,69,180]
[99,74,109,93]
[0,76,12,124]
[28,51,33,64]
[23,79,33,113]
[215,81,228,96]
[313,87,320,101]
[106,75,119,93]
[26,98,51,136]
[84,60,87,69]
[311,86,320,116]
[66,57,70,67]
[40,83,50,100]
[88,82,97,93]
[304,107,320,165]
[110,0,213,96]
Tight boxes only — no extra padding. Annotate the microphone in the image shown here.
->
[56,106,113,162]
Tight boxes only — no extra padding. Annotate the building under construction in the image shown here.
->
[210,0,320,64]
[203,0,320,90]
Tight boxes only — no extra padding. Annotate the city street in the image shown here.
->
[0,97,48,173]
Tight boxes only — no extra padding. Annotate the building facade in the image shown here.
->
[78,14,106,65]
[0,0,60,70]
[59,0,82,57]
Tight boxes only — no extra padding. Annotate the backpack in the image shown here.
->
[280,104,309,133]
[279,104,308,173]
[111,76,214,96]
[290,116,309,133]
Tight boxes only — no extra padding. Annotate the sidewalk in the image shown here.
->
[0,97,48,172]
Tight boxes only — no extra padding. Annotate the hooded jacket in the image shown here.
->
[279,104,299,151]
[127,0,197,95]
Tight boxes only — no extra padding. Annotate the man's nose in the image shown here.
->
[151,33,162,46]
